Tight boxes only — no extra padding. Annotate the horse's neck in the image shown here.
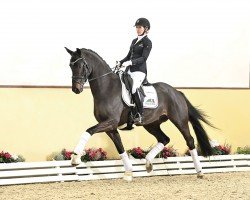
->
[83,50,120,101]
[89,73,120,100]
[88,62,120,101]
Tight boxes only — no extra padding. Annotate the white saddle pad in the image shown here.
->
[119,73,158,109]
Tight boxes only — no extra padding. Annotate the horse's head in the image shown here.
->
[65,47,91,94]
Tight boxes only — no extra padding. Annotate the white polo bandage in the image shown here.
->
[120,152,133,172]
[189,149,202,173]
[74,132,91,155]
[146,142,165,163]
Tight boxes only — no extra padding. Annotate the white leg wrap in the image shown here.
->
[146,143,165,163]
[74,132,91,155]
[190,149,202,173]
[120,152,133,172]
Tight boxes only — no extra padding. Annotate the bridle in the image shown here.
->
[71,57,90,85]
[70,57,113,85]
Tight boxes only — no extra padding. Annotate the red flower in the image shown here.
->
[135,147,143,155]
[160,146,177,158]
[130,147,146,159]
[89,151,96,160]
[64,151,72,159]
[4,152,12,159]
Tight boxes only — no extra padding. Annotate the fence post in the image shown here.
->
[56,165,64,182]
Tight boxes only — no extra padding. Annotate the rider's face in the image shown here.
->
[136,26,145,36]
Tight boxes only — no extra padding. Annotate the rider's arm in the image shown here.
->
[120,39,137,64]
[120,48,131,64]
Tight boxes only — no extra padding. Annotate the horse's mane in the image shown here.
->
[81,48,110,68]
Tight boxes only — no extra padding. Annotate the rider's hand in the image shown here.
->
[122,60,132,67]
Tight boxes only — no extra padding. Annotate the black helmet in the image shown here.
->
[134,18,150,30]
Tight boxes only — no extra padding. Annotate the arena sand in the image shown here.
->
[0,172,249,200]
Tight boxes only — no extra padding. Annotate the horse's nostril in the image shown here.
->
[72,87,81,94]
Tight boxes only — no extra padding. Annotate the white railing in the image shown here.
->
[0,154,249,186]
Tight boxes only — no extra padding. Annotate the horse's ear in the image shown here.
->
[65,47,73,56]
[76,48,82,56]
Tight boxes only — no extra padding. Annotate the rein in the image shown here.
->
[88,71,113,82]
[71,57,115,83]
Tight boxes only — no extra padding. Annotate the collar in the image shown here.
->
[135,34,147,44]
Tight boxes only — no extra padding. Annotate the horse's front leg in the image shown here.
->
[106,130,133,182]
[71,119,118,166]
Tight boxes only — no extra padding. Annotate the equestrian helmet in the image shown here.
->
[134,18,150,30]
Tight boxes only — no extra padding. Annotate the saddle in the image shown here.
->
[119,71,158,109]
[121,72,146,103]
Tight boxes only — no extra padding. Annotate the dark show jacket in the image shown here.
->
[120,35,152,74]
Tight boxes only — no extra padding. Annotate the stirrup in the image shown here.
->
[133,113,143,124]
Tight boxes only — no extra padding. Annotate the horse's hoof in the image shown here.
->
[146,160,153,173]
[71,154,82,166]
[123,171,133,182]
[197,172,204,179]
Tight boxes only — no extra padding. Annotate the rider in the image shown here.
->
[117,17,152,124]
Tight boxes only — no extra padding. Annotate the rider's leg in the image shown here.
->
[128,71,146,94]
[128,70,146,123]
[120,110,134,130]
[131,89,144,122]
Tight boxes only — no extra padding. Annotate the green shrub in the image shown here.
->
[236,146,250,154]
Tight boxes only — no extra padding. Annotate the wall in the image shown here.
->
[0,88,249,161]
[0,0,249,87]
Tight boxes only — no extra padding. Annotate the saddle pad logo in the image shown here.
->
[145,98,155,105]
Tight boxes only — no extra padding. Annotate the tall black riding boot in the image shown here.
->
[120,111,134,131]
[131,91,144,124]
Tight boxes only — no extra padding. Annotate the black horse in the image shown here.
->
[65,47,214,181]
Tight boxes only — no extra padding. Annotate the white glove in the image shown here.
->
[122,60,132,67]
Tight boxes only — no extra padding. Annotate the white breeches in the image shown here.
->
[128,70,146,94]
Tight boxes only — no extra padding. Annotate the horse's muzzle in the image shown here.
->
[72,87,82,94]
[72,83,84,94]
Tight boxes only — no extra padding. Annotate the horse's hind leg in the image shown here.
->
[169,116,204,178]
[143,120,170,173]
[106,130,133,182]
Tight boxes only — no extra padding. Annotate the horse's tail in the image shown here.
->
[180,92,214,157]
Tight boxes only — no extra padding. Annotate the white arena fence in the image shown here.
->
[0,154,249,186]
